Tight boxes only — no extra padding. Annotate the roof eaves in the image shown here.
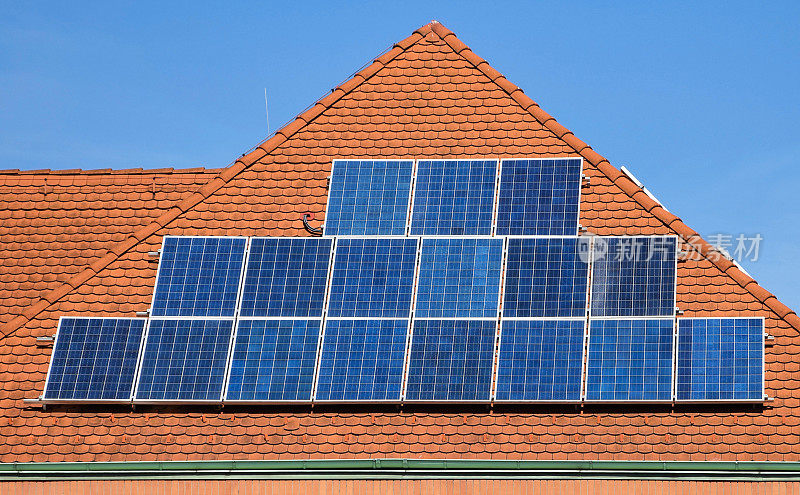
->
[4,459,800,481]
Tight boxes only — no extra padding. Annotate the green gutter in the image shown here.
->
[1,459,800,481]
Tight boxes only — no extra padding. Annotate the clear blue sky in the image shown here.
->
[2,2,799,311]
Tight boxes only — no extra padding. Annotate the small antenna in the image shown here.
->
[264,88,270,136]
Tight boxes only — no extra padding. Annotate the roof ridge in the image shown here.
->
[3,20,797,341]
[426,22,800,332]
[0,166,222,176]
[0,22,438,341]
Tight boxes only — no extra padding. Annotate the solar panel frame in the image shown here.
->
[409,159,500,236]
[403,318,497,403]
[589,235,678,318]
[133,318,236,403]
[149,235,248,318]
[494,157,584,236]
[42,317,147,403]
[313,317,410,403]
[413,236,504,319]
[323,159,415,236]
[238,237,334,318]
[325,237,420,318]
[223,317,322,403]
[501,236,591,319]
[675,317,765,403]
[584,317,675,402]
[493,317,587,403]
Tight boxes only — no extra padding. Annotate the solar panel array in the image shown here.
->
[43,158,765,404]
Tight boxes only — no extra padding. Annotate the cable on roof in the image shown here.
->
[302,213,323,236]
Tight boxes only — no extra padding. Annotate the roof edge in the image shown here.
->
[427,22,800,333]
[0,167,223,176]
[2,459,800,481]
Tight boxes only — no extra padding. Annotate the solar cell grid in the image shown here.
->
[44,318,146,401]
[496,158,582,235]
[415,238,503,318]
[503,237,589,318]
[325,159,414,236]
[225,319,320,402]
[590,236,677,317]
[315,319,408,401]
[585,318,673,401]
[135,319,234,401]
[410,159,498,235]
[239,237,333,318]
[151,237,247,317]
[327,238,418,318]
[676,318,763,401]
[495,319,584,402]
[404,319,496,401]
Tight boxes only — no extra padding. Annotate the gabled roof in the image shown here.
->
[0,21,798,463]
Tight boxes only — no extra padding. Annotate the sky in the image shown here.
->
[1,2,799,311]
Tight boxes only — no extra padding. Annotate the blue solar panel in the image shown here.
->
[503,237,589,318]
[495,319,584,401]
[676,318,763,401]
[496,158,582,235]
[151,237,247,317]
[225,319,320,402]
[315,319,408,401]
[43,318,145,401]
[410,159,498,235]
[590,236,677,317]
[405,319,496,401]
[325,159,414,236]
[585,318,673,401]
[327,238,418,318]
[239,237,333,318]
[415,238,503,318]
[135,319,233,401]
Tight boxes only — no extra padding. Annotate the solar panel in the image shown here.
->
[676,318,763,401]
[495,319,584,402]
[415,238,503,318]
[151,236,247,317]
[404,319,496,401]
[324,159,414,236]
[239,237,333,318]
[585,318,673,401]
[315,319,408,401]
[43,318,145,401]
[135,319,234,401]
[410,159,498,235]
[225,319,320,402]
[326,238,418,318]
[590,236,677,317]
[496,158,582,235]
[503,237,589,318]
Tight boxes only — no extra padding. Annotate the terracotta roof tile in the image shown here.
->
[0,20,797,463]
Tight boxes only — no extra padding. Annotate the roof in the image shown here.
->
[0,20,798,463]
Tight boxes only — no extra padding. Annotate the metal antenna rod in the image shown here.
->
[264,88,270,136]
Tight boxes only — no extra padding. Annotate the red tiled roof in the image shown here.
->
[0,21,798,463]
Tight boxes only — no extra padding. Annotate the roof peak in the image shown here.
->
[2,21,797,341]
